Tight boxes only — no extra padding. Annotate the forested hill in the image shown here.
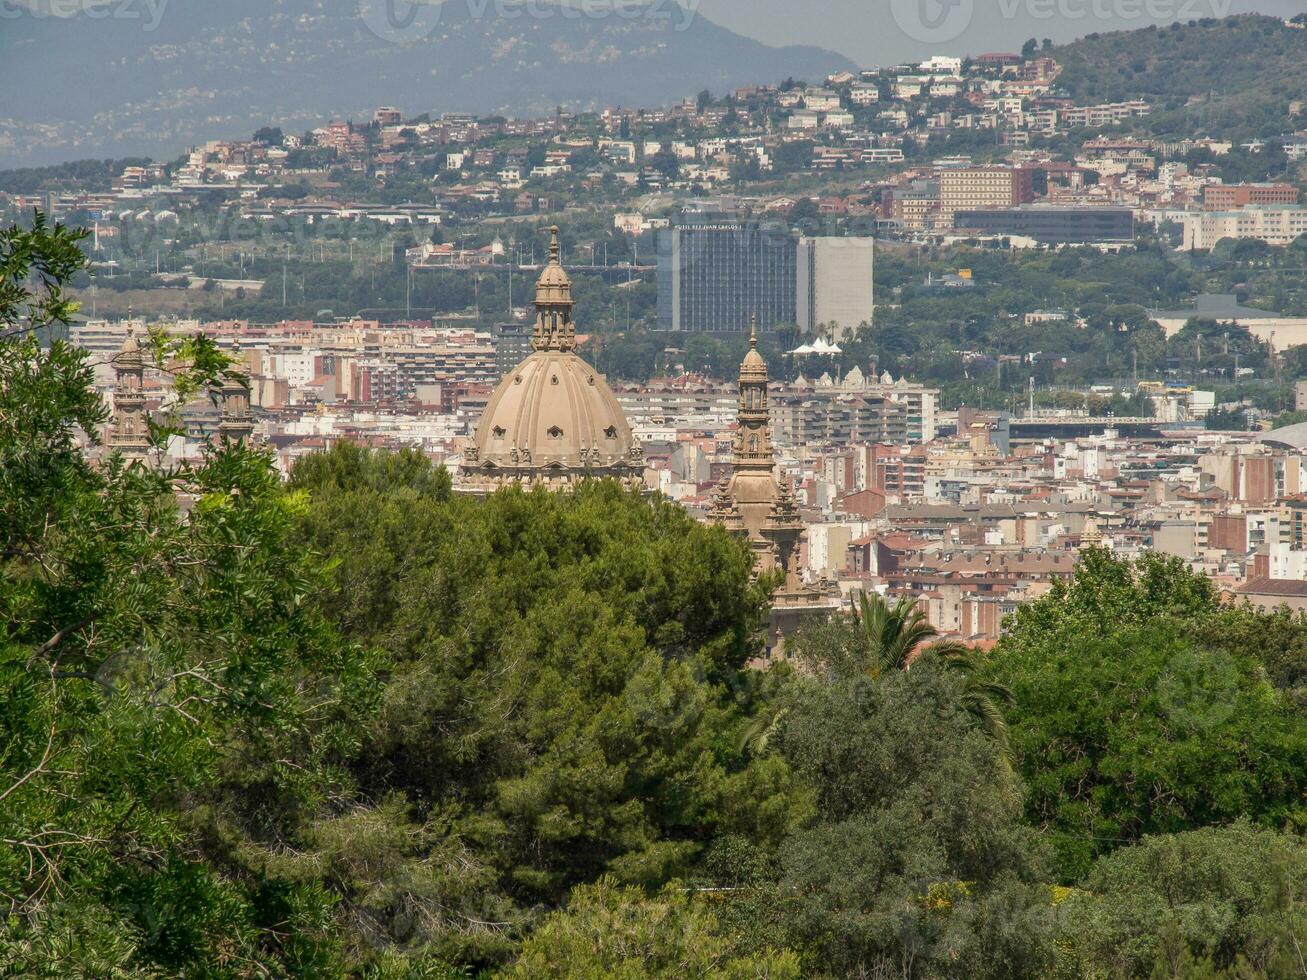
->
[0,0,852,168]
[1053,15,1307,142]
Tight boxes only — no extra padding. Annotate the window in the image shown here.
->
[548,426,564,438]
[604,426,617,438]
[492,426,506,438]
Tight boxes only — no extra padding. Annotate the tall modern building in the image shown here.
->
[657,211,797,334]
[658,208,873,338]
[797,237,874,339]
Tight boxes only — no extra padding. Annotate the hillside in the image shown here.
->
[0,0,853,168]
[1053,14,1307,142]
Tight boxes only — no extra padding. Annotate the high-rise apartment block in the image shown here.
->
[938,165,1035,225]
[657,208,873,336]
[796,237,875,339]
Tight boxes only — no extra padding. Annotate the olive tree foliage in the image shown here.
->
[499,877,801,980]
[1058,822,1307,979]
[0,216,378,976]
[719,638,1057,980]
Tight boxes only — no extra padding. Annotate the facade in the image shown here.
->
[460,228,645,492]
[771,377,938,447]
[953,206,1134,244]
[796,236,875,339]
[493,320,533,377]
[938,166,1035,225]
[1203,183,1299,210]
[891,189,942,231]
[1181,206,1307,250]
[657,211,797,334]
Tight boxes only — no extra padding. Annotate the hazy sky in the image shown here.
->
[11,0,1307,63]
[696,0,1307,63]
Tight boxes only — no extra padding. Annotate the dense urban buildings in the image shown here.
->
[14,12,1307,978]
[20,26,1307,650]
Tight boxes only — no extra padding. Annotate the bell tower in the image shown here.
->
[108,328,150,461]
[218,343,255,444]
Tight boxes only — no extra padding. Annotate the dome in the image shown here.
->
[119,326,143,362]
[460,227,643,492]
[739,318,768,382]
[470,350,638,474]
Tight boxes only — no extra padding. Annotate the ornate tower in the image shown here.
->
[108,328,150,461]
[217,343,255,444]
[709,319,839,654]
[710,319,804,589]
[532,227,575,352]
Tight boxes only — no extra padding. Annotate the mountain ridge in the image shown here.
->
[0,0,854,167]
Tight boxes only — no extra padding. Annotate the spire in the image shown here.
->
[532,225,575,353]
[739,313,768,384]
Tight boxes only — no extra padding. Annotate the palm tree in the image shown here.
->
[851,590,1013,757]
[850,590,944,678]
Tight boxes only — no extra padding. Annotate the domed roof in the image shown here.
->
[461,227,643,491]
[471,350,636,471]
[119,326,143,363]
[534,226,573,309]
[740,317,768,382]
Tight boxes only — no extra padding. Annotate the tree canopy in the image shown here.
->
[4,212,1307,978]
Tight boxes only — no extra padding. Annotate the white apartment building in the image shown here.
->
[1181,206,1307,250]
[797,237,875,339]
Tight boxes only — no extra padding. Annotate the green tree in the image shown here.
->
[1059,822,1307,977]
[798,592,1013,755]
[768,667,1052,978]
[291,449,812,963]
[499,877,800,979]
[992,550,1307,881]
[0,215,376,976]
